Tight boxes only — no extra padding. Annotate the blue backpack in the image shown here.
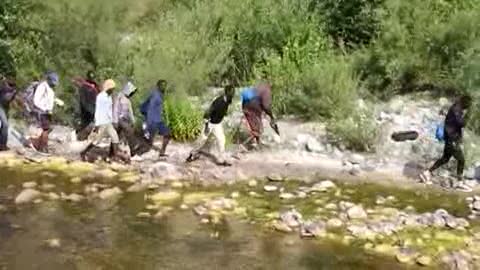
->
[241,87,258,104]
[435,123,445,142]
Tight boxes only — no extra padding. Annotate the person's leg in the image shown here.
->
[421,141,453,183]
[187,127,209,162]
[0,106,9,150]
[34,114,51,153]
[451,141,465,181]
[81,125,105,160]
[212,123,230,166]
[157,122,171,157]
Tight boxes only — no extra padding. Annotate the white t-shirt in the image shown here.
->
[33,81,55,113]
[95,91,113,126]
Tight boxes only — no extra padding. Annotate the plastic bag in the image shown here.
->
[435,123,444,142]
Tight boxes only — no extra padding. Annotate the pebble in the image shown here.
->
[41,183,56,191]
[416,255,432,266]
[325,203,338,210]
[45,238,61,249]
[180,204,189,210]
[327,218,343,228]
[47,192,60,200]
[137,212,151,218]
[347,205,368,220]
[230,192,240,199]
[170,181,184,189]
[264,185,278,192]
[22,182,37,189]
[267,175,284,182]
[280,193,295,200]
[272,220,293,233]
[62,193,84,202]
[248,180,258,187]
[98,187,123,200]
[70,177,82,184]
[15,189,42,204]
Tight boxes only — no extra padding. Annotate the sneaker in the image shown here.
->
[419,170,432,184]
[456,182,473,193]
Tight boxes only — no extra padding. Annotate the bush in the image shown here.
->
[326,106,378,152]
[163,95,203,142]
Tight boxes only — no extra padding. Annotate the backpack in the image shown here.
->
[23,81,40,112]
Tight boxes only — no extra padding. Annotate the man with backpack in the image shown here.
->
[140,80,171,158]
[420,95,472,188]
[186,85,235,166]
[0,76,17,151]
[29,71,60,153]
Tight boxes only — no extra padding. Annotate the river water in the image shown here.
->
[0,160,469,270]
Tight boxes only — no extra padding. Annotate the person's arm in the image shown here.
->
[112,95,119,124]
[128,100,135,124]
[47,88,55,112]
[455,107,466,128]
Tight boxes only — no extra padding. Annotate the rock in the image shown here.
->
[137,212,151,218]
[230,192,240,199]
[327,218,343,228]
[339,201,355,211]
[248,191,260,197]
[473,201,480,211]
[441,252,472,270]
[280,193,295,200]
[180,204,189,210]
[347,205,368,220]
[389,99,405,114]
[396,248,418,264]
[306,137,324,153]
[325,203,338,210]
[70,177,82,184]
[0,205,6,212]
[149,190,181,204]
[280,209,303,228]
[272,220,293,233]
[193,205,208,216]
[300,221,327,238]
[45,238,61,249]
[375,196,387,205]
[445,216,459,229]
[47,192,60,200]
[248,180,258,187]
[456,218,470,228]
[34,199,43,204]
[183,192,223,205]
[465,168,476,180]
[267,175,284,182]
[99,187,123,200]
[416,255,432,267]
[15,189,42,204]
[311,180,337,192]
[349,154,365,165]
[127,183,148,193]
[373,244,397,256]
[264,185,278,192]
[22,182,37,189]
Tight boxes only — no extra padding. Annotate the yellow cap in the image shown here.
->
[102,79,116,91]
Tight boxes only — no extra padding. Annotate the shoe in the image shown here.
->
[218,161,232,167]
[186,153,199,163]
[0,145,9,151]
[419,170,432,184]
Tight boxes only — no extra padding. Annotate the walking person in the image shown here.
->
[186,85,235,166]
[140,80,171,157]
[113,81,139,155]
[0,77,17,151]
[72,70,99,138]
[240,80,278,148]
[81,79,129,163]
[420,95,473,188]
[29,71,60,153]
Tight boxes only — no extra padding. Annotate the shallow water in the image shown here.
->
[0,164,433,270]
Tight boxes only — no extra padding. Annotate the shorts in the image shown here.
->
[89,124,120,145]
[149,122,171,137]
[37,113,51,131]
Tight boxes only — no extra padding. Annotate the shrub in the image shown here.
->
[326,106,379,152]
[162,95,203,142]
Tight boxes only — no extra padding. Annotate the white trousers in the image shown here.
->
[192,122,226,162]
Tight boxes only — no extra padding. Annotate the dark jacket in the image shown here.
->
[0,80,17,112]
[141,88,164,126]
[444,102,466,142]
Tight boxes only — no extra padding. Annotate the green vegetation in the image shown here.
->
[1,0,480,148]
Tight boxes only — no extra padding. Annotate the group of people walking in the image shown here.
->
[0,71,276,167]
[0,71,474,187]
